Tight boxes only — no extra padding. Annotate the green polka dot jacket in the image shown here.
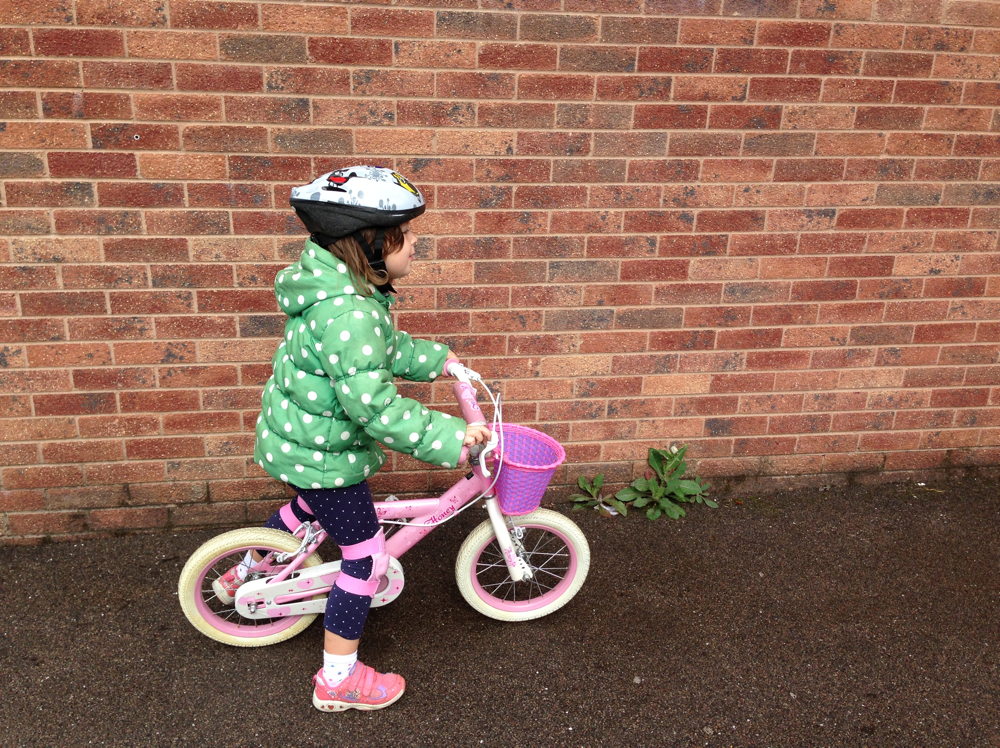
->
[254,239,467,490]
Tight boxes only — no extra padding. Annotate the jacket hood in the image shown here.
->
[274,239,392,317]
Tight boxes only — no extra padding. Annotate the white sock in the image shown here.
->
[323,651,358,686]
[235,551,262,580]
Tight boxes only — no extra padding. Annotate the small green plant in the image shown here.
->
[615,445,715,520]
[569,473,629,517]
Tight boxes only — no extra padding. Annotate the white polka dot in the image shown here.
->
[348,454,356,463]
[387,346,393,355]
[374,327,381,337]
[384,437,394,444]
[426,424,433,431]
[353,311,364,319]
[337,263,347,273]
[348,367,356,376]
[284,423,292,432]
[266,452,273,461]
[257,415,262,424]
[295,464,304,472]
[384,398,391,406]
[307,391,317,401]
[317,290,327,300]
[280,474,288,481]
[282,297,289,306]
[284,378,290,387]
[302,414,312,423]
[403,411,410,420]
[341,431,351,440]
[432,440,442,449]
[434,344,442,351]
[456,430,464,439]
[310,320,316,330]
[312,482,321,489]
[361,393,371,404]
[364,466,370,475]
[429,372,437,379]
[301,348,308,358]
[442,413,451,419]
[281,400,288,409]
[344,285,354,294]
[281,443,291,453]
[442,462,451,468]
[323,411,332,417]
[395,351,402,360]
[335,477,344,486]
[313,451,322,461]
[342,385,350,394]
[380,415,389,425]
[313,269,322,277]
[418,355,427,363]
[292,273,300,281]
[362,345,372,356]
[297,295,305,304]
[297,371,306,379]
[340,331,350,341]
[409,433,419,442]
[315,435,325,444]
[315,369,323,376]
[369,372,379,379]
[261,429,269,438]
[329,354,339,364]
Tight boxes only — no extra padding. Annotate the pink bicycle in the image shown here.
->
[178,363,590,647]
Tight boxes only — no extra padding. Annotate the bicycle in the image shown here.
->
[178,362,591,647]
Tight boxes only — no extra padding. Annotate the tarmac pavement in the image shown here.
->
[2,475,998,747]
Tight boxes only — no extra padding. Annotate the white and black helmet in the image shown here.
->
[290,165,425,240]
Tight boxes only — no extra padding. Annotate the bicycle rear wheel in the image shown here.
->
[455,509,589,622]
[178,528,323,647]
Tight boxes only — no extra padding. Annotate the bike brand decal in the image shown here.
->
[427,505,456,524]
[504,547,518,566]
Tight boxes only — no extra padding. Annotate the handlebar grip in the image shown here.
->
[459,446,470,464]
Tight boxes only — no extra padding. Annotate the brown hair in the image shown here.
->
[326,225,405,295]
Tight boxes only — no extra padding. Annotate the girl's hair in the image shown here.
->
[326,225,405,294]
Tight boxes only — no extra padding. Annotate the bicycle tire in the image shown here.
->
[454,509,590,622]
[178,527,324,647]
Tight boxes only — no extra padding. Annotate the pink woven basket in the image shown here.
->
[493,425,566,515]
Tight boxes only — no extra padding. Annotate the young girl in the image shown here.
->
[214,166,490,712]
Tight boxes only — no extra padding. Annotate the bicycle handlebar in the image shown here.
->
[447,361,499,471]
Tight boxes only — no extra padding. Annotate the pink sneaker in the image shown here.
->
[312,662,406,712]
[211,565,245,606]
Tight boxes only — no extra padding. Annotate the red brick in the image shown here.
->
[708,105,782,130]
[758,21,831,47]
[170,0,257,29]
[749,77,822,102]
[479,43,558,70]
[518,74,595,100]
[82,61,172,89]
[679,19,755,45]
[266,67,350,96]
[822,78,894,103]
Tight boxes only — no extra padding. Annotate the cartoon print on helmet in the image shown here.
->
[324,170,360,193]
[391,171,419,197]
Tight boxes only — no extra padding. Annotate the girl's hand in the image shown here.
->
[463,423,491,447]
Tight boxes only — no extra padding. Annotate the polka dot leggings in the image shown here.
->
[263,481,380,640]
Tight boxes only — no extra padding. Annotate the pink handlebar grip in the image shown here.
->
[459,445,470,464]
[453,381,485,424]
[443,358,461,377]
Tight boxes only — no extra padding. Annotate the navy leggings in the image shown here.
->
[263,482,380,640]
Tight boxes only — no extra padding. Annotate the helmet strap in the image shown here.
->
[352,228,396,295]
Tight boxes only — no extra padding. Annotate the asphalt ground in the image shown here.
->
[2,475,999,748]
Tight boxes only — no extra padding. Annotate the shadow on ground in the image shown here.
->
[2,476,998,747]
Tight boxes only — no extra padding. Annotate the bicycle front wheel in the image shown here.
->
[455,508,590,622]
[178,528,324,647]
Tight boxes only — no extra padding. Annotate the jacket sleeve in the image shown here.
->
[321,313,467,469]
[391,329,450,382]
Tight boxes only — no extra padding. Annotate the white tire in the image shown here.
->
[178,527,323,647]
[455,509,590,622]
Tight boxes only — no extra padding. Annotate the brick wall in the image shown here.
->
[2,0,1000,542]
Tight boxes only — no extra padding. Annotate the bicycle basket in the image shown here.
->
[493,425,566,515]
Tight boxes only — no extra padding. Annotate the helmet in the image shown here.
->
[290,165,425,240]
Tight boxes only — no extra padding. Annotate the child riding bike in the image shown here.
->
[216,166,490,712]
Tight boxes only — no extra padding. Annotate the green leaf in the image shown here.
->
[632,477,649,493]
[651,483,664,500]
[662,501,684,520]
[647,505,661,520]
[648,449,665,480]
[577,475,590,491]
[704,499,718,509]
[610,499,628,516]
[615,487,642,502]
[593,473,604,490]
[677,480,702,494]
[632,497,649,508]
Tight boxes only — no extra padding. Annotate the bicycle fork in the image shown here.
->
[484,497,534,582]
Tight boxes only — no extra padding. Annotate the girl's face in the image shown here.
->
[384,222,417,280]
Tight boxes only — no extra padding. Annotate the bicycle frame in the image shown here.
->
[234,369,531,620]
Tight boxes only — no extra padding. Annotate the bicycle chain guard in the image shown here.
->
[234,557,405,619]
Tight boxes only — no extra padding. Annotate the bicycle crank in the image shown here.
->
[234,557,405,619]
